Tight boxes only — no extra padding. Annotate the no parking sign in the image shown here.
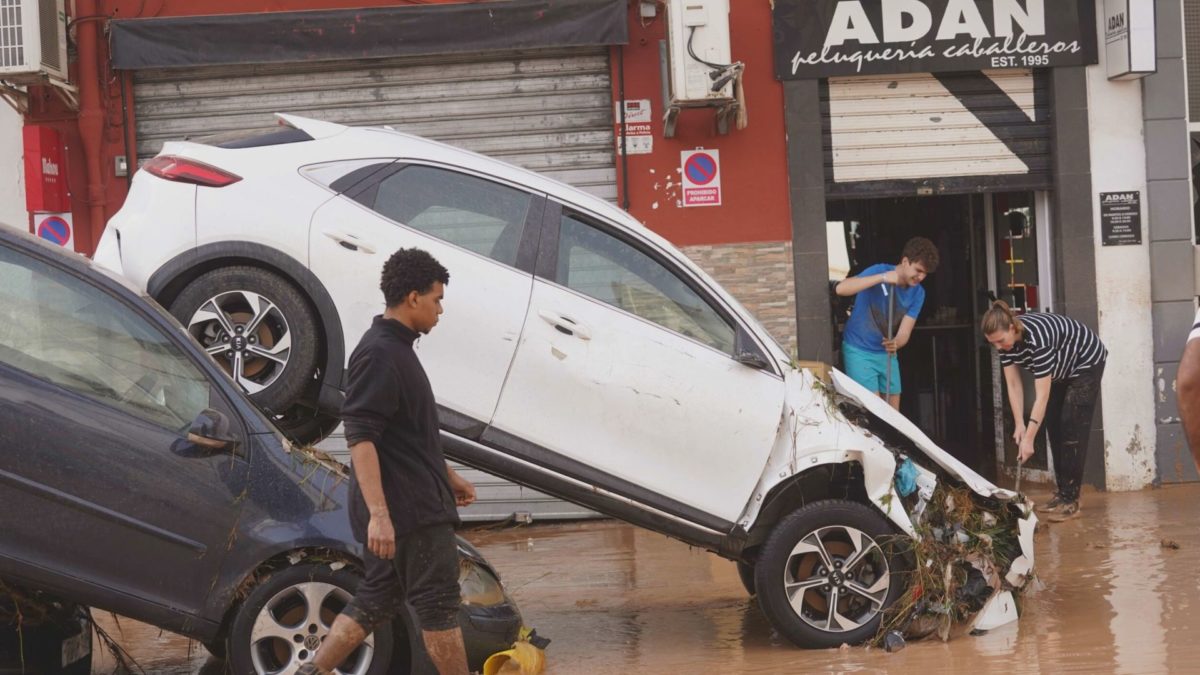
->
[681,149,721,207]
[34,213,73,250]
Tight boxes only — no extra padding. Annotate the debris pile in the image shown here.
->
[876,479,1032,644]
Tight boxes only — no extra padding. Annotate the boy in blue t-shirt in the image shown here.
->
[834,237,940,411]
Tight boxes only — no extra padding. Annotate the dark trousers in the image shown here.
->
[1045,363,1105,502]
[343,523,462,633]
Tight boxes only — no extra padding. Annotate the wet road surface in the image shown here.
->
[93,483,1200,673]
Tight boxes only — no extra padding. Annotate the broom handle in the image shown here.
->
[886,284,895,397]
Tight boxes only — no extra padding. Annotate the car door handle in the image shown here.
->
[322,230,376,254]
[538,310,591,340]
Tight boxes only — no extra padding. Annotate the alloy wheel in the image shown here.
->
[188,290,292,395]
[783,525,891,633]
[249,581,374,675]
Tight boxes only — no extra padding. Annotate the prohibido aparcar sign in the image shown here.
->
[773,0,1098,79]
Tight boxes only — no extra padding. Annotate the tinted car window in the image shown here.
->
[0,247,210,432]
[371,166,531,266]
[556,213,736,354]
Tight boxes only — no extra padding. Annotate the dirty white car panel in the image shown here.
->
[491,276,785,523]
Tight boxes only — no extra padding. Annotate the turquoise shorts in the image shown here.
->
[842,342,901,395]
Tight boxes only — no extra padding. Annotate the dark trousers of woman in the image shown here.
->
[1046,362,1106,502]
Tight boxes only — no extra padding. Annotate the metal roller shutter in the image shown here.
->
[132,47,617,200]
[133,47,612,521]
[822,69,1051,198]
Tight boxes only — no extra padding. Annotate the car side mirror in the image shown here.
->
[735,351,770,370]
[733,327,771,370]
[187,408,239,450]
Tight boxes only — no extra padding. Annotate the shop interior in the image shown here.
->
[826,192,1048,479]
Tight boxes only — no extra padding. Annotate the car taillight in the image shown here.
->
[143,155,242,187]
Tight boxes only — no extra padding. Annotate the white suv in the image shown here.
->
[97,114,1034,648]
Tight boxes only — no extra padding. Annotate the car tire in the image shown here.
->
[227,564,396,675]
[202,638,227,660]
[755,499,906,649]
[274,404,343,447]
[170,266,320,413]
[736,560,757,597]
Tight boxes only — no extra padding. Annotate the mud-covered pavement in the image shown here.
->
[94,483,1200,673]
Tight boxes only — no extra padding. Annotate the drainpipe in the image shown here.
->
[74,0,107,247]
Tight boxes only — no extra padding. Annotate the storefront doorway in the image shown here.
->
[826,191,1053,480]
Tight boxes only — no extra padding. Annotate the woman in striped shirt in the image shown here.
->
[981,301,1107,521]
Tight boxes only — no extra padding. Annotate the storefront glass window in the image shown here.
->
[991,193,1040,313]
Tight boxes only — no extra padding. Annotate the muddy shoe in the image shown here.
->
[1037,494,1067,513]
[1046,501,1080,522]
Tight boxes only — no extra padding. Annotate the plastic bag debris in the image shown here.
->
[894,457,919,497]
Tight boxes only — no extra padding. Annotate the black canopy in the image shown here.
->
[111,0,627,70]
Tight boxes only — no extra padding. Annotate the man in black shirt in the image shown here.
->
[307,248,475,675]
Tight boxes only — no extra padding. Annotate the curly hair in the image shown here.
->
[901,236,940,273]
[380,248,450,307]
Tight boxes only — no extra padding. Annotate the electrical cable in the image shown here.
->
[686,25,732,70]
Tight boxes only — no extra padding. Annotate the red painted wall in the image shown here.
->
[612,2,790,247]
[26,0,791,254]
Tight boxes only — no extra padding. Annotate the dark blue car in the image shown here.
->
[0,227,521,674]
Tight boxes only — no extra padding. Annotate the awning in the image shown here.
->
[110,0,627,70]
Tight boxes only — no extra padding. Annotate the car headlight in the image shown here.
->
[459,559,508,607]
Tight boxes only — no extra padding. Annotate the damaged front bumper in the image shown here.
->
[741,366,1037,634]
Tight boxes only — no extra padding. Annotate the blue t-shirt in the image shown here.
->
[842,263,925,354]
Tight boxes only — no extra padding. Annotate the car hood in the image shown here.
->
[828,369,1020,503]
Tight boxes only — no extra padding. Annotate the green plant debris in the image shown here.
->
[874,483,1028,644]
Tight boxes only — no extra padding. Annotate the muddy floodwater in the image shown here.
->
[94,483,1200,673]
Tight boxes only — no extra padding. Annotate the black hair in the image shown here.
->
[380,247,450,307]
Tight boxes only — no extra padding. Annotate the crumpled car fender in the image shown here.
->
[738,367,916,536]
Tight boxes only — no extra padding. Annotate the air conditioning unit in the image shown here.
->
[0,0,68,84]
[662,0,743,137]
[665,0,733,103]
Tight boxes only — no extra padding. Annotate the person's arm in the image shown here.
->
[1018,375,1052,464]
[1002,364,1025,447]
[341,348,401,559]
[883,315,918,353]
[835,268,898,297]
[350,440,395,559]
[1179,339,1200,471]
[446,463,476,507]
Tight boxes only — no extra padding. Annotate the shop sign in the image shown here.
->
[1103,0,1156,80]
[773,0,1098,79]
[616,99,653,155]
[680,149,721,207]
[23,126,70,214]
[1099,191,1141,246]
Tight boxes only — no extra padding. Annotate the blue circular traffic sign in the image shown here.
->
[37,217,70,246]
[684,153,718,186]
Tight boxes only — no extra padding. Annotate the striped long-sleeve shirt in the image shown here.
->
[999,312,1107,381]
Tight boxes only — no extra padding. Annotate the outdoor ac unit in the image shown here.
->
[665,0,734,103]
[0,0,68,84]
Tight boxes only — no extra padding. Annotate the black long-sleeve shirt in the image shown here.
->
[341,315,458,538]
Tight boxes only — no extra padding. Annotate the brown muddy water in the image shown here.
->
[93,483,1200,674]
